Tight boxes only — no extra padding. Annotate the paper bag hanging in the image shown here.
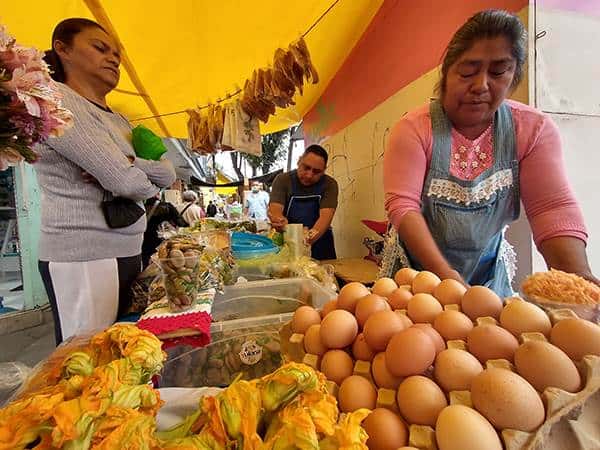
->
[222,99,261,156]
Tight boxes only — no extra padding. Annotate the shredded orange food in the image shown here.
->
[522,269,600,305]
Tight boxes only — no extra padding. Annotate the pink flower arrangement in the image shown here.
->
[0,25,73,170]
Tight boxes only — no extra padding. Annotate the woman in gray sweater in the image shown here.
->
[36,18,176,344]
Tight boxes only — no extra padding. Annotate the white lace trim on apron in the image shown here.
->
[378,227,411,279]
[499,237,517,283]
[427,168,513,206]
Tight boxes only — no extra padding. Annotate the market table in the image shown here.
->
[322,257,379,286]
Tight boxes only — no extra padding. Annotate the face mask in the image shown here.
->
[252,187,259,193]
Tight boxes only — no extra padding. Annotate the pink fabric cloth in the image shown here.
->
[383,100,588,247]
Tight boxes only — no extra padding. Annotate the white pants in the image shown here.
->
[39,255,141,344]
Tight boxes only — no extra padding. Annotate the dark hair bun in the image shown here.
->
[43,49,66,83]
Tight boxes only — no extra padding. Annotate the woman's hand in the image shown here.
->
[436,267,469,287]
[579,272,600,287]
[540,237,598,286]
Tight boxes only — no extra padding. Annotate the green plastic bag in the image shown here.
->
[131,125,168,161]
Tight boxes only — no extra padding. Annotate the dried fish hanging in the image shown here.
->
[186,36,319,155]
[240,37,319,123]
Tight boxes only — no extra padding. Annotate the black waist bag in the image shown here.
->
[102,193,145,229]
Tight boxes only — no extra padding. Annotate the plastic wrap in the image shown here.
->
[0,362,31,406]
[157,235,237,312]
[10,332,96,402]
[129,263,165,314]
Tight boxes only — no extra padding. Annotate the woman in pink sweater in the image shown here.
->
[383,10,597,295]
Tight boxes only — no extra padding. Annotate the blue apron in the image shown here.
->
[285,170,337,261]
[400,100,520,297]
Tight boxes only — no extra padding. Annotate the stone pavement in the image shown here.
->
[0,319,55,367]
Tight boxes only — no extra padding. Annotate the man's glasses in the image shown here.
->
[300,162,324,175]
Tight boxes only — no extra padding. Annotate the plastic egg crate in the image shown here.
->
[281,305,600,450]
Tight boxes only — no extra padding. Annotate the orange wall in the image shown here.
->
[304,0,528,143]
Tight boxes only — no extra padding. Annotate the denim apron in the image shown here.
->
[285,170,337,261]
[386,100,519,297]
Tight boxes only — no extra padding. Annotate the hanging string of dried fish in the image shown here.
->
[186,36,319,153]
[240,36,319,123]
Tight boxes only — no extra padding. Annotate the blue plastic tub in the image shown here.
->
[231,232,279,260]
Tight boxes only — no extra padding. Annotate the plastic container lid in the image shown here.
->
[231,232,279,259]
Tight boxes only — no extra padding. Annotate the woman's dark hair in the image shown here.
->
[436,10,527,97]
[44,18,106,82]
[304,144,329,165]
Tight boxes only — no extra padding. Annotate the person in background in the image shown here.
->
[177,190,205,226]
[245,181,270,220]
[383,10,598,296]
[226,194,243,220]
[36,18,176,344]
[269,145,339,260]
[206,200,218,218]
[142,193,187,268]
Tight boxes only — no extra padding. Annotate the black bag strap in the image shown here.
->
[180,202,194,217]
[146,200,161,220]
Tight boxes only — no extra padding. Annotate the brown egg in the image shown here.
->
[436,405,503,450]
[412,323,446,354]
[385,328,436,377]
[433,279,467,305]
[356,294,391,327]
[394,268,418,287]
[467,324,519,363]
[397,448,420,450]
[550,318,600,361]
[407,293,443,324]
[399,284,413,292]
[434,310,474,341]
[321,299,338,318]
[291,305,321,334]
[363,408,408,450]
[461,286,502,320]
[388,288,413,310]
[320,309,358,349]
[304,324,327,356]
[321,350,354,385]
[471,368,545,432]
[397,376,448,426]
[372,277,399,298]
[353,333,376,361]
[499,299,552,338]
[337,282,370,313]
[394,311,414,328]
[434,349,483,392]
[515,340,581,393]
[412,271,441,294]
[339,375,377,412]
[372,352,403,389]
[364,310,407,351]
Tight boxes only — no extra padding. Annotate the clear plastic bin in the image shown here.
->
[160,278,335,387]
[160,323,283,388]
[212,277,334,322]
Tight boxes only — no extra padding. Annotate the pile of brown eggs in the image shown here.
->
[287,268,600,450]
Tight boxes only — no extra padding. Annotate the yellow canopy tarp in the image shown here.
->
[2,0,382,137]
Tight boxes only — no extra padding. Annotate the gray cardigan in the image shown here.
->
[34,83,176,262]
